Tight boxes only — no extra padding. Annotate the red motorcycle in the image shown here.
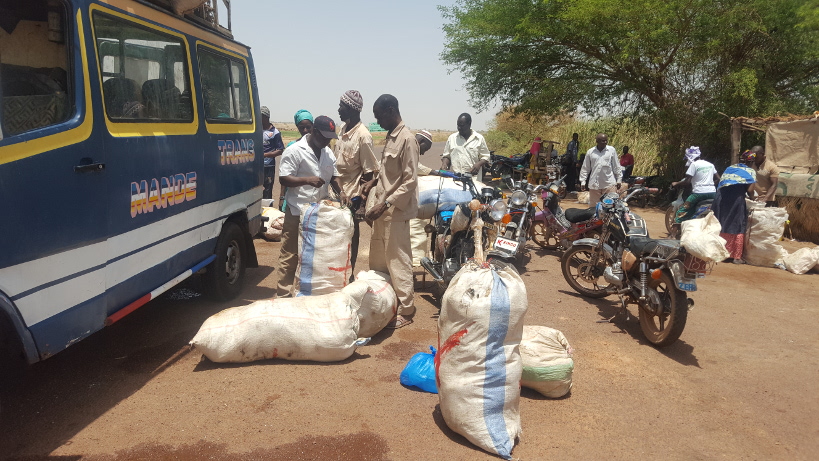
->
[530,176,650,250]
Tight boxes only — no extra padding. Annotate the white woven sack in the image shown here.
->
[782,246,819,275]
[437,261,527,460]
[520,326,574,398]
[450,205,471,233]
[296,201,354,296]
[577,191,590,204]
[190,293,362,363]
[680,212,729,262]
[417,176,486,220]
[341,270,397,337]
[261,207,285,241]
[409,219,428,266]
[745,207,788,267]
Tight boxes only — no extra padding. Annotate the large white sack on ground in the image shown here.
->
[680,212,729,262]
[296,201,354,296]
[417,176,485,220]
[190,293,362,363]
[436,261,527,460]
[409,218,428,266]
[745,206,788,267]
[341,270,397,337]
[520,326,574,398]
[261,207,285,241]
[782,246,819,275]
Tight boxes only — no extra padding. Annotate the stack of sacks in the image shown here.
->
[417,175,486,220]
[436,261,527,460]
[190,293,365,363]
[520,326,574,398]
[341,270,397,337]
[296,201,354,296]
[261,207,285,241]
[409,219,428,267]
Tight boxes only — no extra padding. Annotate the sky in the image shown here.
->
[225,0,496,131]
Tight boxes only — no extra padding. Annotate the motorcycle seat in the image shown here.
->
[564,206,597,223]
[629,236,680,256]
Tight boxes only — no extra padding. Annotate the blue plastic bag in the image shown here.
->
[400,346,438,393]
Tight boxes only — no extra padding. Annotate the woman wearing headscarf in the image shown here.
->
[712,150,757,264]
[671,146,720,226]
[287,109,314,147]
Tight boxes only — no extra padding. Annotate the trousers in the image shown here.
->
[370,218,415,316]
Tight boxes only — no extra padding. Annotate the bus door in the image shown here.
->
[0,0,109,359]
[89,6,203,313]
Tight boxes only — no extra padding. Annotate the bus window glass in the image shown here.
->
[93,13,193,122]
[199,49,251,123]
[0,0,72,138]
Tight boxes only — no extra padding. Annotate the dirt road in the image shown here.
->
[2,145,818,460]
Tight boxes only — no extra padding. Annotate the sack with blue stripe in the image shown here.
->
[296,201,354,297]
[436,261,527,460]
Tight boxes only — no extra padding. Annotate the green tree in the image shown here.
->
[441,0,819,176]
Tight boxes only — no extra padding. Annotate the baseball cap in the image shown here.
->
[313,115,339,139]
[260,106,270,118]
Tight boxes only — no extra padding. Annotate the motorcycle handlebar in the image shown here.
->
[438,170,458,179]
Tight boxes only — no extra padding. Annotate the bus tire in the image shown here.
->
[205,222,247,301]
[0,312,27,408]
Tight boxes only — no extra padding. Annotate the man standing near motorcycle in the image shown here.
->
[578,133,622,204]
[565,132,580,192]
[364,94,419,329]
[441,113,491,181]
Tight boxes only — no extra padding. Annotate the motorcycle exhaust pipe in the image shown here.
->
[420,257,444,282]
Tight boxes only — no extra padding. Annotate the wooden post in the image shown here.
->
[731,119,742,165]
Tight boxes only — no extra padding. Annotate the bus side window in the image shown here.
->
[198,48,251,123]
[93,13,193,122]
[0,0,72,138]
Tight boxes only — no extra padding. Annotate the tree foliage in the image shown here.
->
[440,0,819,175]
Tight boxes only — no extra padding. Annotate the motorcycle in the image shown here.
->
[560,188,709,347]
[489,177,545,264]
[531,176,648,251]
[489,152,531,178]
[664,183,714,237]
[420,171,507,287]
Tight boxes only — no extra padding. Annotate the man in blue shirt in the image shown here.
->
[262,106,284,200]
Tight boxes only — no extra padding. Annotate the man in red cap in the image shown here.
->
[274,115,346,297]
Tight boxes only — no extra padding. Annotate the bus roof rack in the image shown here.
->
[141,0,232,37]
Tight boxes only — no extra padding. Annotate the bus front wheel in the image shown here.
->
[205,222,247,301]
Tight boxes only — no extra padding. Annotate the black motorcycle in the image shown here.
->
[560,188,709,347]
[420,171,507,287]
[489,152,531,178]
[489,177,544,265]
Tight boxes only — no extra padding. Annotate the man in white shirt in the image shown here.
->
[578,133,622,204]
[671,146,719,225]
[274,115,346,297]
[441,113,490,181]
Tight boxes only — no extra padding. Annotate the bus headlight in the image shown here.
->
[488,199,507,221]
[510,190,528,207]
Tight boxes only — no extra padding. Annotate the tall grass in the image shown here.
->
[484,110,661,176]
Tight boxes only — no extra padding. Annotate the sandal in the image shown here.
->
[386,315,413,329]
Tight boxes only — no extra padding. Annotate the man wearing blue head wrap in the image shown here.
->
[287,110,314,147]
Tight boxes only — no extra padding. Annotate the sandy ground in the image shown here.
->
[2,143,818,460]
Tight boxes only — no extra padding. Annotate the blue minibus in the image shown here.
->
[0,0,262,375]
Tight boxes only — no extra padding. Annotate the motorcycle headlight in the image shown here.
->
[488,199,507,221]
[510,190,528,207]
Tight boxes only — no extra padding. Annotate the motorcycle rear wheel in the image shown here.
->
[638,271,689,347]
[531,221,559,249]
[560,245,613,298]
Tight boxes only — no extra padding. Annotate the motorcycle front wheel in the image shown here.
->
[531,221,559,249]
[560,245,613,298]
[639,271,689,347]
